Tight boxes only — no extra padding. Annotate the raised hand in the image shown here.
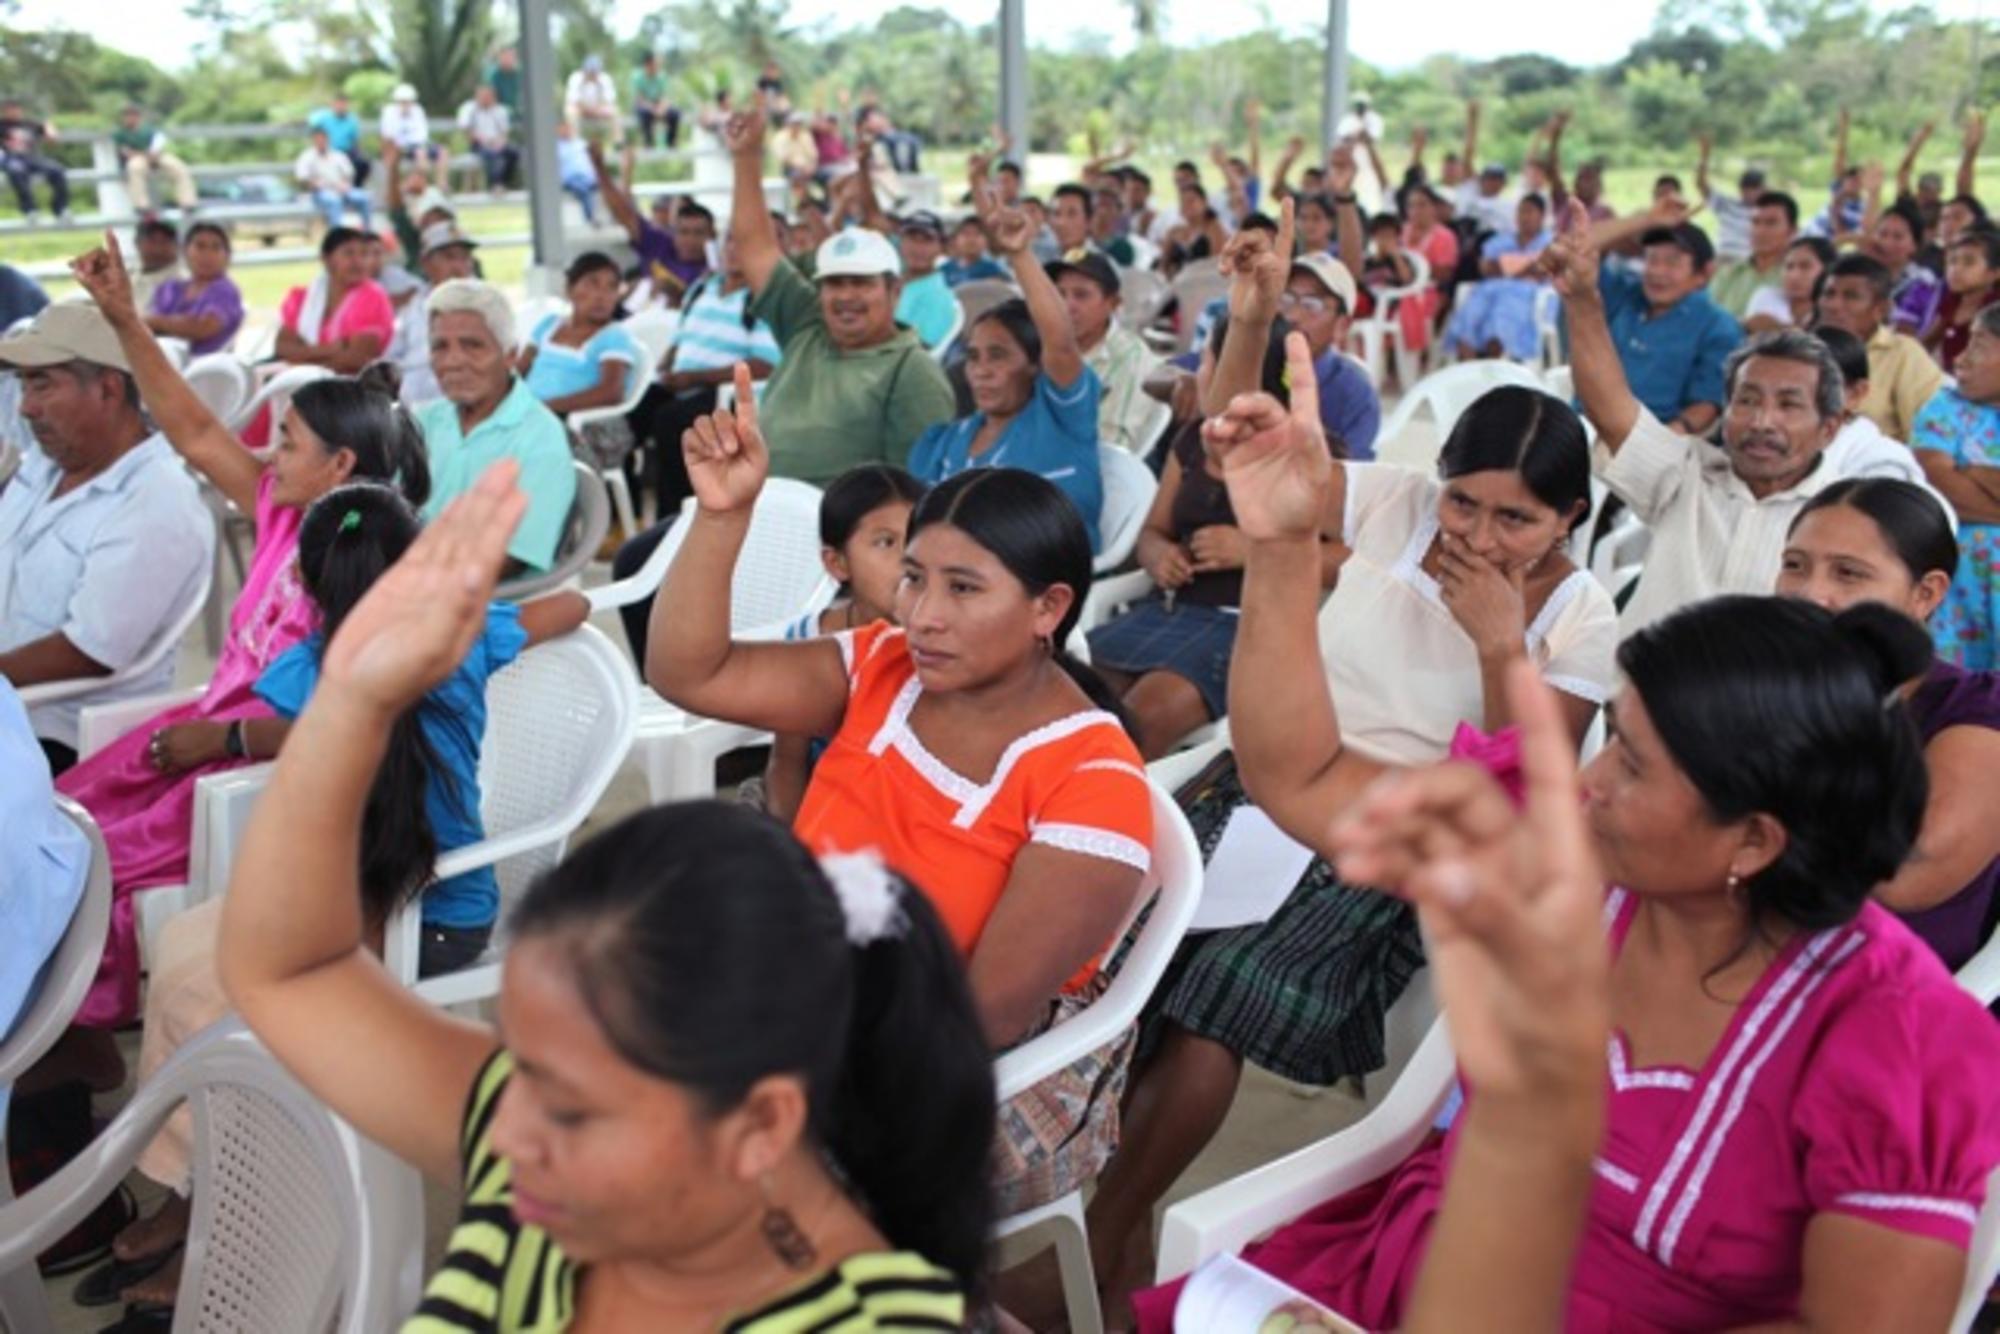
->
[1325,660,1609,1109]
[69,231,139,322]
[1858,160,1885,194]
[1284,134,1306,159]
[1219,193,1294,326]
[319,460,528,718]
[1202,331,1332,543]
[973,182,1034,256]
[1538,198,1601,303]
[723,99,767,159]
[1325,143,1358,195]
[683,361,769,515]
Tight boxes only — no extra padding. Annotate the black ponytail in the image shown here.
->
[297,483,458,923]
[908,467,1135,738]
[292,369,433,510]
[507,803,996,1297]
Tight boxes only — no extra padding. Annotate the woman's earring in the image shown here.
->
[1725,872,1743,905]
[759,1174,818,1271]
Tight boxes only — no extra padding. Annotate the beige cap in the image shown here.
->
[0,301,131,374]
[1290,252,1359,315]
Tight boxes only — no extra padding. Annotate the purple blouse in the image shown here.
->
[149,276,245,356]
[1901,661,2000,970]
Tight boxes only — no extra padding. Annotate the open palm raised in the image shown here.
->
[1200,330,1332,543]
[682,361,769,515]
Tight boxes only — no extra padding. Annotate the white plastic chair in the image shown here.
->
[1589,509,1651,597]
[992,778,1205,1334]
[570,309,681,538]
[226,363,336,435]
[512,295,571,345]
[587,480,837,804]
[16,560,212,712]
[1535,285,1565,370]
[182,353,254,426]
[0,1021,424,1334]
[1374,361,1551,466]
[496,459,613,601]
[1167,267,1231,353]
[928,298,967,358]
[1156,1018,1458,1282]
[1117,267,1172,333]
[1348,249,1432,390]
[1096,443,1159,575]
[952,277,1021,327]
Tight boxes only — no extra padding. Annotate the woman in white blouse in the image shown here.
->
[1083,291,1619,1312]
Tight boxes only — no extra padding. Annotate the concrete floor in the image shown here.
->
[32,411,1452,1332]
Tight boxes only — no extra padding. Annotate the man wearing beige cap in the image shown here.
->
[0,303,211,770]
[1280,251,1382,458]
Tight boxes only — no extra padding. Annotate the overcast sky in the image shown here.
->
[13,0,1991,74]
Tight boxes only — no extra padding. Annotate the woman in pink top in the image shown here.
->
[240,226,398,446]
[55,239,431,1039]
[1399,184,1459,356]
[1133,347,2000,1332]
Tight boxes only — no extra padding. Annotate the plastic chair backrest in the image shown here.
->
[183,354,254,426]
[1375,360,1550,454]
[0,1022,423,1334]
[929,299,967,358]
[385,625,638,992]
[622,308,680,378]
[512,296,571,347]
[228,364,336,434]
[585,478,831,630]
[1117,267,1171,331]
[16,558,213,708]
[496,460,611,601]
[952,278,1021,327]
[992,780,1204,1103]
[1169,270,1231,352]
[1095,443,1160,574]
[0,797,111,1089]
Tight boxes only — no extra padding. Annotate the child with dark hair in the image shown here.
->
[1927,228,2000,374]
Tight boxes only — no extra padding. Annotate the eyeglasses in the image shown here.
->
[1278,292,1331,314]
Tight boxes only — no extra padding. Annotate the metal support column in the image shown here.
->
[518,0,566,295]
[999,0,1029,165]
[1320,0,1350,149]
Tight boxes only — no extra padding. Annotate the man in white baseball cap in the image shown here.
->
[0,303,213,767]
[1283,251,1382,458]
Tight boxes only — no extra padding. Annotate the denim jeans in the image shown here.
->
[417,922,494,979]
[476,146,519,190]
[312,187,372,230]
[2,152,69,215]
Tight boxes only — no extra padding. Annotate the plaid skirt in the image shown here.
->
[1140,753,1425,1087]
[1085,596,1239,719]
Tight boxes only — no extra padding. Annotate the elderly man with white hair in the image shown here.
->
[415,278,577,574]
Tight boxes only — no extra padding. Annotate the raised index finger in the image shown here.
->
[1506,659,1593,889]
[1282,330,1321,435]
[1274,194,1296,266]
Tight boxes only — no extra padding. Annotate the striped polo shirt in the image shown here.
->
[671,275,783,379]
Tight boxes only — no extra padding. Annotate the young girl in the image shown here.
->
[1926,229,2000,375]
[762,465,925,821]
[90,485,587,1315]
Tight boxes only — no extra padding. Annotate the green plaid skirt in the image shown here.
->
[1139,751,1425,1087]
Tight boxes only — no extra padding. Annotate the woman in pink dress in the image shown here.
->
[55,239,431,1040]
[241,225,397,446]
[1135,345,2000,1332]
[1398,184,1459,358]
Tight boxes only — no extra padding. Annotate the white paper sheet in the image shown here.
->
[1177,1254,1367,1332]
[1190,804,1317,933]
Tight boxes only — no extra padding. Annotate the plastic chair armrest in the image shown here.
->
[77,687,208,759]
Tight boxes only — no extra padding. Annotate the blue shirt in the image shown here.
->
[307,108,361,154]
[909,367,1105,550]
[1599,265,1743,423]
[255,603,527,929]
[523,314,642,404]
[895,271,960,349]
[1316,348,1382,462]
[0,679,88,1123]
[940,257,1009,288]
[416,378,577,573]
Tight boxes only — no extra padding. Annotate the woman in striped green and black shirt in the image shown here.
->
[217,464,998,1332]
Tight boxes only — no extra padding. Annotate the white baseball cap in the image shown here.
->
[1290,253,1359,315]
[392,83,418,102]
[814,227,902,280]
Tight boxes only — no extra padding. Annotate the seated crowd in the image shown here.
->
[3,72,2000,1334]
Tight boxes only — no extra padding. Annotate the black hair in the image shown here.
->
[820,464,925,549]
[1882,198,1928,247]
[906,468,1131,731]
[1436,387,1593,536]
[1296,193,1334,221]
[135,217,178,243]
[296,483,459,924]
[1128,168,1152,189]
[1052,182,1093,217]
[1654,173,1684,194]
[970,296,1042,367]
[1206,312,1295,405]
[1950,228,2000,270]
[1617,596,1930,934]
[1173,159,1201,178]
[677,200,716,227]
[1949,194,1991,225]
[1518,192,1548,215]
[1367,211,1401,233]
[289,363,433,509]
[508,803,996,1296]
[1787,234,1838,272]
[1238,211,1278,236]
[1792,477,1960,581]
[184,221,232,253]
[1830,252,1894,303]
[563,250,622,288]
[996,160,1023,179]
[1809,323,1870,389]
[1755,190,1800,228]
[320,225,370,260]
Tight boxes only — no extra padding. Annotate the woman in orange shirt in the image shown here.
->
[649,365,1154,1226]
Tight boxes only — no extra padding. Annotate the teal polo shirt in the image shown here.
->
[417,377,577,573]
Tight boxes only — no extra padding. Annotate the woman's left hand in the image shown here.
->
[1436,533,1527,658]
[1188,524,1249,572]
[149,722,226,773]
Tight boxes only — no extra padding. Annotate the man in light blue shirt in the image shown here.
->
[0,677,90,1124]
[417,279,577,574]
[307,92,369,188]
[892,211,961,350]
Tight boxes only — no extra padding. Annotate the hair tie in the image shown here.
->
[338,509,362,534]
[819,852,906,947]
